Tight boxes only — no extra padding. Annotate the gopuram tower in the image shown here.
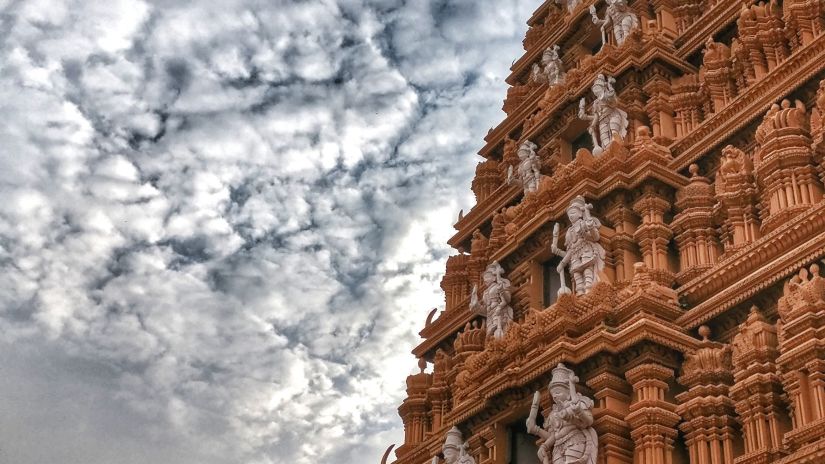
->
[387,1,825,464]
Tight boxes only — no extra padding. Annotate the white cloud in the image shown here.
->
[0,0,534,463]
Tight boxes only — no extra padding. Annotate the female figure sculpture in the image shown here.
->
[578,74,628,155]
[551,196,606,296]
[589,0,639,48]
[530,45,565,86]
[526,363,598,464]
[469,261,513,339]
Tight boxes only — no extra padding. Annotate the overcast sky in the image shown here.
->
[0,1,534,462]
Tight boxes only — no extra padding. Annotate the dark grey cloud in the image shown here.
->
[0,0,534,462]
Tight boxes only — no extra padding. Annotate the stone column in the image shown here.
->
[632,184,675,286]
[671,165,721,284]
[676,326,740,464]
[754,100,824,234]
[730,307,789,463]
[776,264,825,451]
[605,197,640,284]
[587,369,633,464]
[625,363,680,464]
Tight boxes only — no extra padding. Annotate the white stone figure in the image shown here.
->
[578,73,628,155]
[530,45,565,86]
[556,0,582,13]
[470,261,513,339]
[526,363,598,464]
[432,426,476,464]
[589,0,639,48]
[551,196,606,296]
[507,140,542,194]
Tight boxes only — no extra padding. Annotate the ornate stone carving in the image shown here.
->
[579,74,628,155]
[551,196,606,296]
[507,140,542,194]
[590,0,639,48]
[555,0,582,14]
[530,45,566,86]
[432,427,475,464]
[470,261,514,339]
[526,363,598,464]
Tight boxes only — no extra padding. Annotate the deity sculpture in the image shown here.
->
[431,426,476,464]
[470,261,513,339]
[526,363,598,464]
[578,74,628,155]
[556,0,582,13]
[507,140,542,194]
[530,45,565,86]
[589,0,639,48]
[551,196,606,296]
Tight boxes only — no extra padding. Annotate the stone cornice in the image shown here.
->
[677,201,825,329]
[444,316,699,424]
[413,300,471,358]
[491,161,689,263]
[448,184,520,249]
[669,32,825,172]
[673,0,743,59]
[507,1,598,86]
[482,37,697,160]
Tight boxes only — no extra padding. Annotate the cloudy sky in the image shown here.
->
[0,1,534,462]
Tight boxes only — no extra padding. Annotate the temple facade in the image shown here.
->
[387,1,825,464]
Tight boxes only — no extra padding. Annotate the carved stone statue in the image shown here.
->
[526,363,598,464]
[470,261,513,339]
[578,74,628,155]
[551,196,606,296]
[556,0,582,13]
[589,0,639,48]
[530,45,565,86]
[432,426,476,464]
[507,140,542,194]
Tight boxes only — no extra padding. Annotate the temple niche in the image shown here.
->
[390,1,825,464]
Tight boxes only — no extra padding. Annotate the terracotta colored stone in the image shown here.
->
[390,2,825,463]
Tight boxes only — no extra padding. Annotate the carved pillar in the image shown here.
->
[754,100,824,234]
[605,197,641,284]
[730,306,789,463]
[648,0,678,39]
[811,79,825,186]
[672,0,702,34]
[468,230,489,287]
[442,255,470,312]
[676,326,740,464]
[633,184,675,286]
[586,368,633,464]
[398,359,433,453]
[429,349,455,432]
[643,71,676,145]
[713,146,761,253]
[625,362,680,464]
[783,0,825,48]
[449,321,486,403]
[776,264,825,452]
[672,164,721,284]
[701,39,738,113]
[472,160,502,204]
[670,74,705,139]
